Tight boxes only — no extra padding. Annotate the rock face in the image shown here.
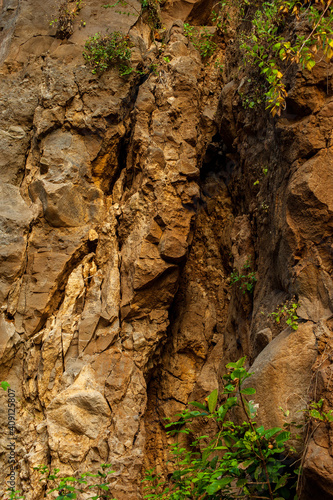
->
[0,0,332,498]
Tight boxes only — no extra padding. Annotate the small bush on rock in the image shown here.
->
[268,302,300,331]
[35,463,116,500]
[83,31,133,75]
[49,0,83,39]
[143,357,298,500]
[238,0,333,115]
[184,23,217,59]
[230,259,257,294]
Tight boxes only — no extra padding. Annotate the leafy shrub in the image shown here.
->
[238,0,333,115]
[103,0,162,29]
[141,0,162,30]
[306,399,333,423]
[5,490,23,500]
[268,302,300,331]
[83,31,133,75]
[230,259,257,294]
[211,0,251,34]
[49,0,83,39]
[143,357,298,500]
[184,23,217,59]
[5,464,117,500]
[103,0,140,16]
[35,463,116,500]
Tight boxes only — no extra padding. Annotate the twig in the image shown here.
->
[298,0,333,55]
[296,422,321,495]
[239,391,274,500]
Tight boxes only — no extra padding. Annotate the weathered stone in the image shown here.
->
[46,366,111,462]
[253,327,272,356]
[133,241,176,290]
[302,440,333,500]
[0,184,34,303]
[158,229,188,263]
[0,314,21,362]
[145,220,163,244]
[245,323,317,430]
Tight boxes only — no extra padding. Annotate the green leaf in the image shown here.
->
[275,431,291,443]
[231,368,243,380]
[236,477,248,487]
[224,384,236,393]
[225,362,238,369]
[274,473,289,491]
[224,435,234,448]
[190,401,208,411]
[242,459,254,469]
[226,357,246,370]
[99,485,109,491]
[305,59,316,70]
[240,387,256,395]
[1,381,10,391]
[264,427,282,440]
[254,465,262,481]
[309,409,322,420]
[205,477,233,494]
[207,389,218,413]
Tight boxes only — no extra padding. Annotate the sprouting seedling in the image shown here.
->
[268,302,299,330]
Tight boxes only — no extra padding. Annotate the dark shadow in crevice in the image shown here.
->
[200,133,236,187]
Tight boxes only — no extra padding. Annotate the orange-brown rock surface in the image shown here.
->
[0,1,332,499]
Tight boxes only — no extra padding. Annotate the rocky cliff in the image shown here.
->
[0,0,332,498]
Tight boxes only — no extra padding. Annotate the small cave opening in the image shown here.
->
[200,133,236,186]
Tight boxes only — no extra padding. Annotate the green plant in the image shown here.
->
[252,163,269,186]
[305,399,333,423]
[211,0,252,32]
[149,63,158,74]
[83,31,133,75]
[238,78,265,111]
[184,23,217,59]
[239,0,333,116]
[1,380,10,390]
[103,0,162,29]
[103,0,139,15]
[5,490,24,500]
[214,58,224,72]
[49,0,83,39]
[268,302,299,331]
[143,357,298,500]
[35,463,116,500]
[230,259,257,294]
[212,0,231,34]
[141,0,162,29]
